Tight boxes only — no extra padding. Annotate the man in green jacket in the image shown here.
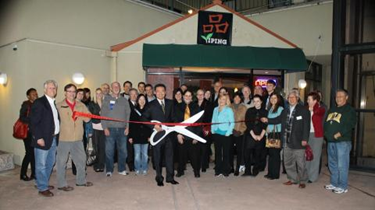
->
[324,89,356,194]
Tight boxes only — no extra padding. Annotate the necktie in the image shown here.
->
[161,100,165,114]
[184,105,190,120]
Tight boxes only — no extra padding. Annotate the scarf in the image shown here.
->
[284,106,297,144]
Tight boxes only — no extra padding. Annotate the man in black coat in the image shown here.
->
[29,80,60,197]
[126,88,138,171]
[266,90,310,188]
[142,84,179,187]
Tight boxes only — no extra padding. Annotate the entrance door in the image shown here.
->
[356,71,375,169]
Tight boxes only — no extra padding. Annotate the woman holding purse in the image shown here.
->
[264,93,284,180]
[19,88,38,181]
[306,91,325,183]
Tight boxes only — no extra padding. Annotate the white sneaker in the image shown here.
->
[135,171,140,175]
[142,171,147,175]
[215,174,223,177]
[119,171,128,176]
[333,188,348,194]
[324,184,337,190]
[106,172,112,177]
[239,165,246,172]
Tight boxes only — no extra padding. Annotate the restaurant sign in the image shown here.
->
[197,11,233,46]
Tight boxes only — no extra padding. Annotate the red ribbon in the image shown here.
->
[73,111,249,127]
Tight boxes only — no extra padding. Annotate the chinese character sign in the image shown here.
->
[197,11,233,46]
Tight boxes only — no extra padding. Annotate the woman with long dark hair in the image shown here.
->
[264,93,284,180]
[129,94,152,175]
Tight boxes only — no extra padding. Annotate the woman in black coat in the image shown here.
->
[243,95,268,177]
[128,94,152,175]
[19,88,38,181]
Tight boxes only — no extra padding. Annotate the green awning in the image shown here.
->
[142,44,308,72]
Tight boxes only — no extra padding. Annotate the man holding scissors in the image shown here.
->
[142,84,179,187]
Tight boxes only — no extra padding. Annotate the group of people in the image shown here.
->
[18,78,356,197]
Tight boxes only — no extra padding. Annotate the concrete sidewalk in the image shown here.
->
[0,163,374,210]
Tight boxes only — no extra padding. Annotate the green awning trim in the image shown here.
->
[142,44,308,72]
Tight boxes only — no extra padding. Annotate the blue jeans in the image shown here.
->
[134,144,148,172]
[328,141,352,190]
[34,137,56,191]
[105,128,127,173]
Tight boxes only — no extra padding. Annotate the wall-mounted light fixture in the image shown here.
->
[72,73,85,85]
[298,79,307,89]
[0,73,8,85]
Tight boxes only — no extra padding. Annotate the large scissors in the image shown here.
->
[149,110,207,146]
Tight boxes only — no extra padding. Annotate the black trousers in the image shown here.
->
[244,136,265,174]
[232,135,245,173]
[267,148,281,179]
[126,139,134,171]
[201,135,212,170]
[213,134,231,175]
[92,129,106,170]
[153,137,174,182]
[177,139,201,173]
[20,133,35,177]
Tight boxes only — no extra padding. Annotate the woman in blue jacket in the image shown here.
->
[211,94,235,177]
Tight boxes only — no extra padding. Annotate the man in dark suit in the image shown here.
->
[175,90,202,178]
[127,88,138,171]
[142,84,179,187]
[266,89,310,189]
[30,80,60,197]
[211,80,222,107]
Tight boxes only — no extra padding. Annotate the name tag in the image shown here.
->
[296,116,302,120]
[110,100,116,110]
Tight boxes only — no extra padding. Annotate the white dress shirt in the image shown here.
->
[46,95,60,135]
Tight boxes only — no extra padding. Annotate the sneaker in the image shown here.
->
[333,188,348,194]
[135,171,140,175]
[106,172,112,177]
[324,184,337,190]
[215,173,223,177]
[119,171,128,176]
[239,165,245,172]
[142,171,147,175]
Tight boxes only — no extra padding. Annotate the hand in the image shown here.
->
[88,133,93,137]
[154,124,163,132]
[129,138,133,144]
[104,129,110,136]
[302,140,307,146]
[260,117,268,123]
[177,134,184,144]
[37,138,45,147]
[125,127,129,136]
[334,132,341,140]
[192,140,198,144]
[147,137,150,142]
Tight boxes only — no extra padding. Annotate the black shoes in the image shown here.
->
[20,175,32,181]
[234,171,239,176]
[176,172,184,177]
[194,171,200,178]
[166,180,179,185]
[157,181,164,187]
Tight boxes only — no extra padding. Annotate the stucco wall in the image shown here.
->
[0,0,179,164]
